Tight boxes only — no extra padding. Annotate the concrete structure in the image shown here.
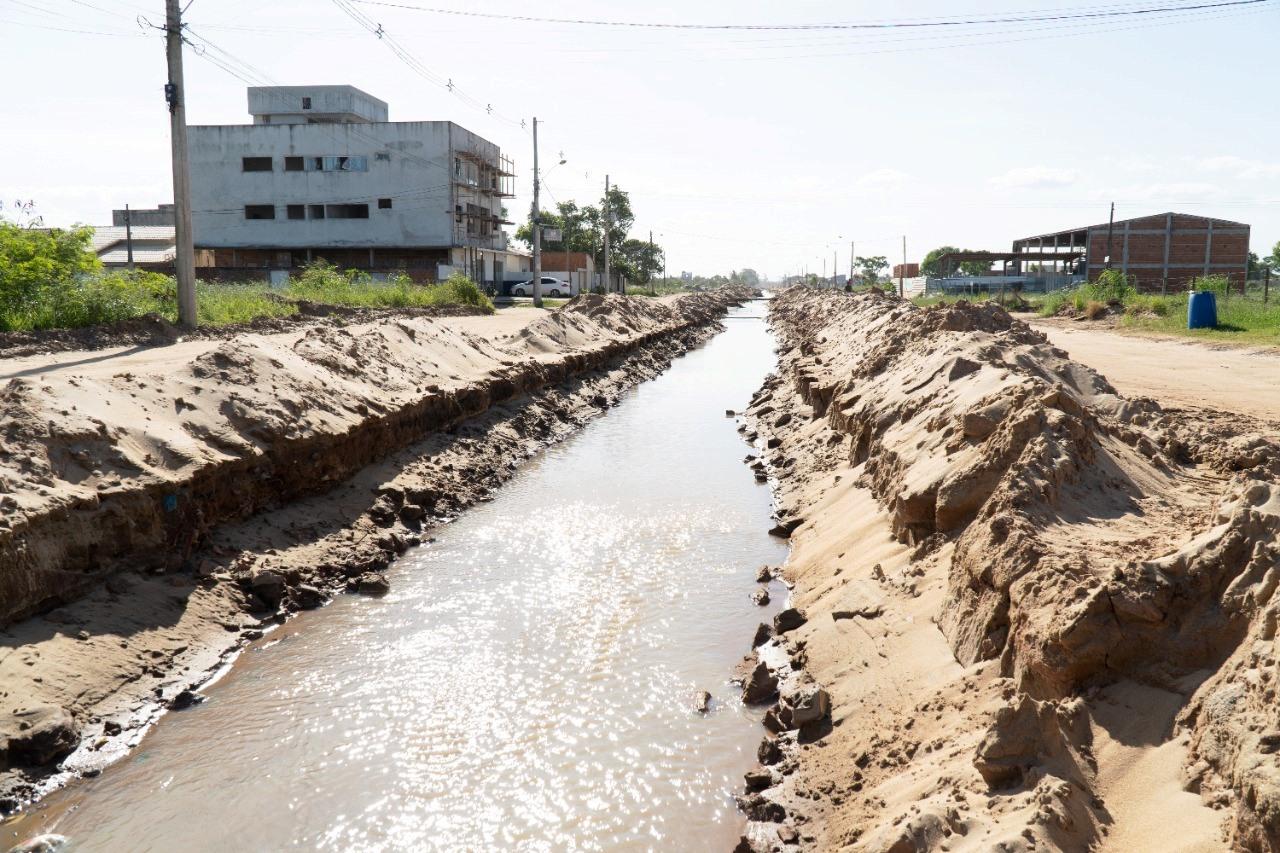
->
[189,85,516,283]
[112,204,175,227]
[1012,212,1250,291]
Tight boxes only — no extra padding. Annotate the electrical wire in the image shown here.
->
[347,0,1267,31]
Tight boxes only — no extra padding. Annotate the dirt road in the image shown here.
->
[1031,320,1280,423]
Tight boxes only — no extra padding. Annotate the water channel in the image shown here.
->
[9,300,787,852]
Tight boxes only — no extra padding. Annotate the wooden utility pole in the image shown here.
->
[165,0,197,328]
[603,174,611,294]
[530,116,543,308]
[124,204,135,271]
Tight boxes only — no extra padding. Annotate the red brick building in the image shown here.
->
[1012,212,1250,291]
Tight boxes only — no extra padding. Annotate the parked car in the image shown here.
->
[510,276,575,298]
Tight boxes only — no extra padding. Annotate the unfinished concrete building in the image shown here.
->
[1012,212,1250,291]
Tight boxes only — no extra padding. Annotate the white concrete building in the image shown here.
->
[189,85,524,283]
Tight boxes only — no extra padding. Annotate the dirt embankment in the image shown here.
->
[0,290,749,812]
[734,287,1280,852]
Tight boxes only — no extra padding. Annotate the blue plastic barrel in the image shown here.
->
[1187,291,1217,329]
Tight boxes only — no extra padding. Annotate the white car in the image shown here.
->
[510,276,574,298]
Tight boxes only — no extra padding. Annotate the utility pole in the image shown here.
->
[165,0,197,328]
[530,116,543,308]
[832,249,837,289]
[124,204,135,272]
[849,240,854,284]
[661,232,666,287]
[649,229,654,287]
[603,174,611,294]
[1104,201,1115,272]
[900,235,907,298]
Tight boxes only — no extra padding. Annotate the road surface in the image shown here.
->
[1031,320,1280,423]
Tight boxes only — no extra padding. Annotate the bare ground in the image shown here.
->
[734,288,1280,852]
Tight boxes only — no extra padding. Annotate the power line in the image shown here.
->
[347,0,1268,31]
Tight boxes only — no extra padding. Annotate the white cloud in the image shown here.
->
[990,166,1078,190]
[1197,156,1280,180]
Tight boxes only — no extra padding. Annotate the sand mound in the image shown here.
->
[742,288,1280,851]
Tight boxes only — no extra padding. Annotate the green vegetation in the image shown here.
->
[1032,271,1280,345]
[517,185,665,283]
[0,211,492,332]
[285,263,493,312]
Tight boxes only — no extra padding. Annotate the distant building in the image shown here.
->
[892,262,919,279]
[112,204,175,227]
[1012,212,1250,290]
[188,85,522,284]
[91,224,175,271]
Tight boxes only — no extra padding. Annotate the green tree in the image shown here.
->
[0,210,100,325]
[516,184,658,283]
[920,246,961,277]
[617,238,663,283]
[1263,241,1280,274]
[854,255,889,286]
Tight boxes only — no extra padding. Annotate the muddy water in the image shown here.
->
[11,302,788,852]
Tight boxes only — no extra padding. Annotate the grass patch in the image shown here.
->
[1119,288,1280,345]
[285,263,493,313]
[198,283,296,326]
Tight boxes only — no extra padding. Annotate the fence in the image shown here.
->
[926,274,1082,296]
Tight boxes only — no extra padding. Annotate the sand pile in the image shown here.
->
[738,287,1280,851]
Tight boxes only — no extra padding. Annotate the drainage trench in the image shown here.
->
[8,301,785,851]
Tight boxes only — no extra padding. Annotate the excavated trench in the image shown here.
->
[5,300,791,851]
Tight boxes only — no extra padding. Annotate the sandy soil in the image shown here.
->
[1030,320,1280,424]
[733,288,1280,852]
[0,290,749,814]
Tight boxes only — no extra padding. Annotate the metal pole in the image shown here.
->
[165,0,197,328]
[1104,201,1115,272]
[124,204,135,272]
[530,117,543,308]
[603,174,611,294]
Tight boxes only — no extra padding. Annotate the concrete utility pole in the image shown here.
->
[165,0,197,328]
[530,116,543,308]
[124,204,135,271]
[900,235,907,298]
[832,250,837,289]
[602,174,611,294]
[649,229,654,286]
[849,240,854,284]
[661,232,666,286]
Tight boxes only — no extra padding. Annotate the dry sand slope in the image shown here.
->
[0,290,747,811]
[736,288,1280,852]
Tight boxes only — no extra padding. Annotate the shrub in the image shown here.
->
[1083,300,1108,320]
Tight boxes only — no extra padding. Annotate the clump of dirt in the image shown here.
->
[735,287,1280,851]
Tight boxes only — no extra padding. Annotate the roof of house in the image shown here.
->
[91,225,175,264]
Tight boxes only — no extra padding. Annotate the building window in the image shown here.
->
[244,204,275,220]
[324,203,369,219]
[302,96,312,110]
[242,156,273,172]
[308,204,325,220]
[378,198,392,210]
[286,204,305,220]
[284,156,304,172]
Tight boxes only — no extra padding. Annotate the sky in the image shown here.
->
[3,0,1279,279]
